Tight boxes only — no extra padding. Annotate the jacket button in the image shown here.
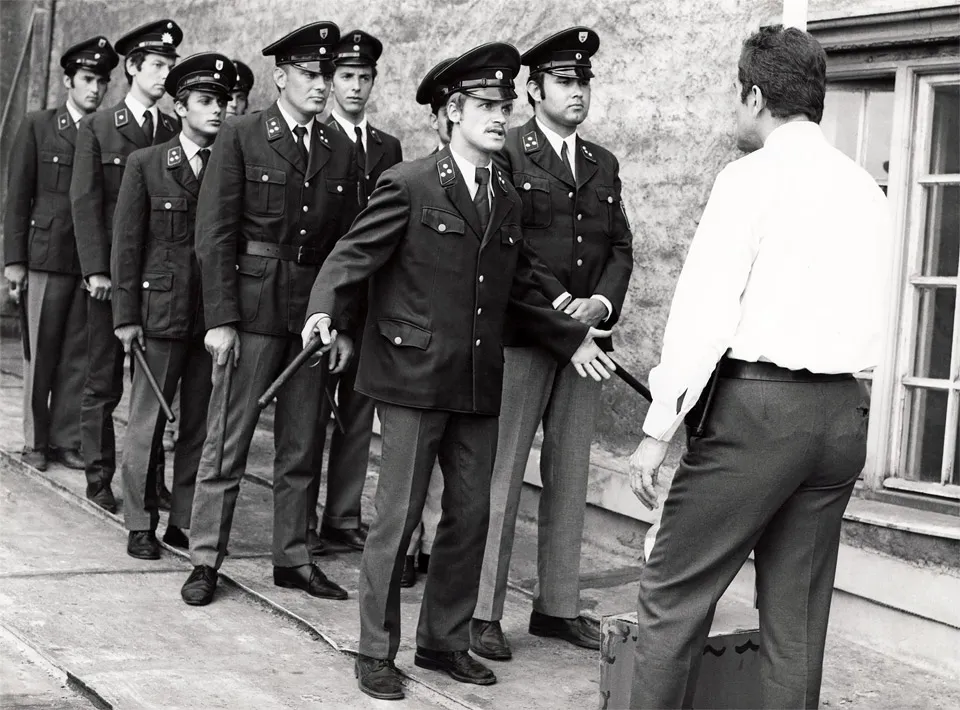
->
[30,219,35,226]
[300,229,307,236]
[577,213,582,221]
[114,158,121,164]
[509,237,514,244]
[577,236,583,243]
[302,205,308,212]
[523,182,531,191]
[577,259,583,266]
[337,185,343,193]
[568,191,574,199]
[142,281,150,288]
[394,336,402,345]
[235,265,239,270]
[478,275,484,283]
[304,181,309,187]
[53,156,59,163]
[262,174,269,181]
[438,224,446,232]
[475,339,481,346]
[477,307,482,315]
[608,196,614,203]
[164,202,172,209]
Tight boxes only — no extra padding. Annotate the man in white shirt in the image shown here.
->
[628,26,893,709]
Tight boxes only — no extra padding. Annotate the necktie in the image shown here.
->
[560,140,575,183]
[293,125,309,166]
[197,149,210,184]
[474,167,490,233]
[354,125,366,176]
[142,110,154,144]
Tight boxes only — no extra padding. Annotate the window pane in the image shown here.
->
[904,387,950,483]
[921,185,960,277]
[864,90,895,183]
[821,90,862,159]
[929,85,960,175]
[911,286,956,379]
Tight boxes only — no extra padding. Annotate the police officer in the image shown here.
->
[111,53,236,560]
[305,29,404,556]
[71,20,182,512]
[180,21,358,607]
[302,42,614,701]
[472,27,634,661]
[3,37,119,473]
[226,59,254,117]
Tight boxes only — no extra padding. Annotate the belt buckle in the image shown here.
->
[296,245,305,265]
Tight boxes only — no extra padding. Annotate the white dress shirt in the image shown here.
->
[178,132,207,178]
[331,110,367,151]
[124,93,158,130]
[643,121,894,441]
[65,100,84,126]
[535,118,613,321]
[449,145,493,202]
[276,100,314,151]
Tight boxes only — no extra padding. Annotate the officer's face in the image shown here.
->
[429,106,451,146]
[226,90,249,117]
[64,68,110,113]
[332,65,374,117]
[533,74,591,128]
[276,65,331,117]
[130,53,176,101]
[448,96,512,154]
[176,90,227,139]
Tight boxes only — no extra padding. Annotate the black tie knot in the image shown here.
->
[293,125,307,140]
[475,167,490,187]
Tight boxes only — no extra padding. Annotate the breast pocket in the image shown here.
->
[101,153,127,198]
[141,272,174,332]
[420,207,465,237]
[596,185,618,233]
[28,214,53,262]
[245,165,286,216]
[514,174,551,229]
[150,197,189,241]
[500,223,522,248]
[39,151,73,193]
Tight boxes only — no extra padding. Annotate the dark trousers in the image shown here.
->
[80,296,124,483]
[120,335,211,532]
[22,271,86,452]
[189,331,325,570]
[359,403,498,659]
[308,351,375,531]
[631,375,865,710]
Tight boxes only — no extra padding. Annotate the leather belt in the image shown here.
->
[241,240,323,266]
[719,357,853,383]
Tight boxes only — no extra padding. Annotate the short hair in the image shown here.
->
[737,25,827,123]
[174,88,192,106]
[334,64,378,82]
[526,72,545,109]
[65,65,110,84]
[124,49,148,85]
[444,92,467,135]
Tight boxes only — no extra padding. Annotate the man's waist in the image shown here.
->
[719,356,854,383]
[241,240,325,266]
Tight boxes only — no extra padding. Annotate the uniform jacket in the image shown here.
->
[195,102,360,337]
[3,106,82,274]
[71,100,177,278]
[306,146,589,416]
[111,135,205,339]
[325,117,403,206]
[496,117,633,350]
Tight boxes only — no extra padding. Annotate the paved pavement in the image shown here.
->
[1,338,958,709]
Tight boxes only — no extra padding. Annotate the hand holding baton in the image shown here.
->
[131,340,176,422]
[608,357,652,402]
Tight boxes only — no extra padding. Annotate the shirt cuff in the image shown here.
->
[641,400,685,442]
[591,294,613,322]
[552,292,573,310]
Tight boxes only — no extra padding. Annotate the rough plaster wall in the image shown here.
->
[810,0,959,20]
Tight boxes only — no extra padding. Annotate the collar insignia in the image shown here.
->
[437,157,455,186]
[580,143,597,163]
[58,113,70,130]
[522,130,539,154]
[166,146,183,168]
[114,107,128,128]
[266,116,283,141]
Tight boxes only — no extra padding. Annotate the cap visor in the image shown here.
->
[463,87,517,101]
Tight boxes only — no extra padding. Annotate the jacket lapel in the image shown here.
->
[436,148,483,239]
[113,102,149,149]
[55,106,76,147]
[305,122,331,182]
[480,164,513,250]
[524,119,574,188]
[575,138,599,189]
[263,104,305,174]
[366,125,386,175]
[156,112,178,144]
[163,137,200,197]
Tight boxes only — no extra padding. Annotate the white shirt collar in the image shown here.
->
[276,99,314,145]
[124,93,157,127]
[65,101,84,125]
[536,117,578,171]
[179,132,203,162]
[331,110,368,147]
[448,145,493,200]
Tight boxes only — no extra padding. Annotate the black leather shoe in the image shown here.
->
[86,483,117,514]
[273,564,348,600]
[306,529,328,557]
[321,524,366,551]
[355,654,404,700]
[414,648,496,685]
[470,619,512,661]
[22,449,48,471]
[400,556,417,588]
[50,447,84,470]
[528,610,601,650]
[127,530,160,560]
[162,525,189,549]
[181,565,218,606]
[417,552,430,573]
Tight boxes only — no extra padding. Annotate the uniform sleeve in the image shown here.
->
[2,116,37,267]
[592,157,634,328]
[70,117,109,277]
[642,167,759,441]
[110,153,149,328]
[307,168,410,327]
[195,120,244,330]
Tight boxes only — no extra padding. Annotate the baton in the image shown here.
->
[213,356,234,476]
[131,340,176,422]
[18,294,31,362]
[257,336,326,409]
[609,358,652,402]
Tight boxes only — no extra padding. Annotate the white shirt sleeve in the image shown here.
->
[642,167,761,441]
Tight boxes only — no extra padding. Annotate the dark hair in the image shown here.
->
[526,72,545,109]
[444,92,467,136]
[174,88,192,106]
[124,49,147,85]
[738,25,827,123]
[65,65,110,85]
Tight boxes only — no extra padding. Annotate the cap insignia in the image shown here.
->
[495,70,503,80]
[58,113,70,130]
[579,31,588,43]
[215,59,223,70]
[575,52,582,60]
[522,130,539,154]
[161,32,173,45]
[266,116,282,140]
[319,28,328,39]
[98,38,106,48]
[353,33,361,43]
[114,107,128,127]
[166,146,182,167]
[437,158,455,186]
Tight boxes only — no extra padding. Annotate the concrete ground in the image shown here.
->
[1,336,958,709]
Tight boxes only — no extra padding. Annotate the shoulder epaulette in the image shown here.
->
[437,156,455,186]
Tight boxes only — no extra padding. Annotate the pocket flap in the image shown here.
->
[30,214,54,229]
[235,253,267,277]
[246,165,287,185]
[377,319,432,350]
[420,208,464,235]
[326,178,352,195]
[150,196,188,212]
[596,185,618,204]
[40,151,73,166]
[141,273,173,291]
[514,174,550,193]
[102,153,127,167]
[501,223,523,246]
